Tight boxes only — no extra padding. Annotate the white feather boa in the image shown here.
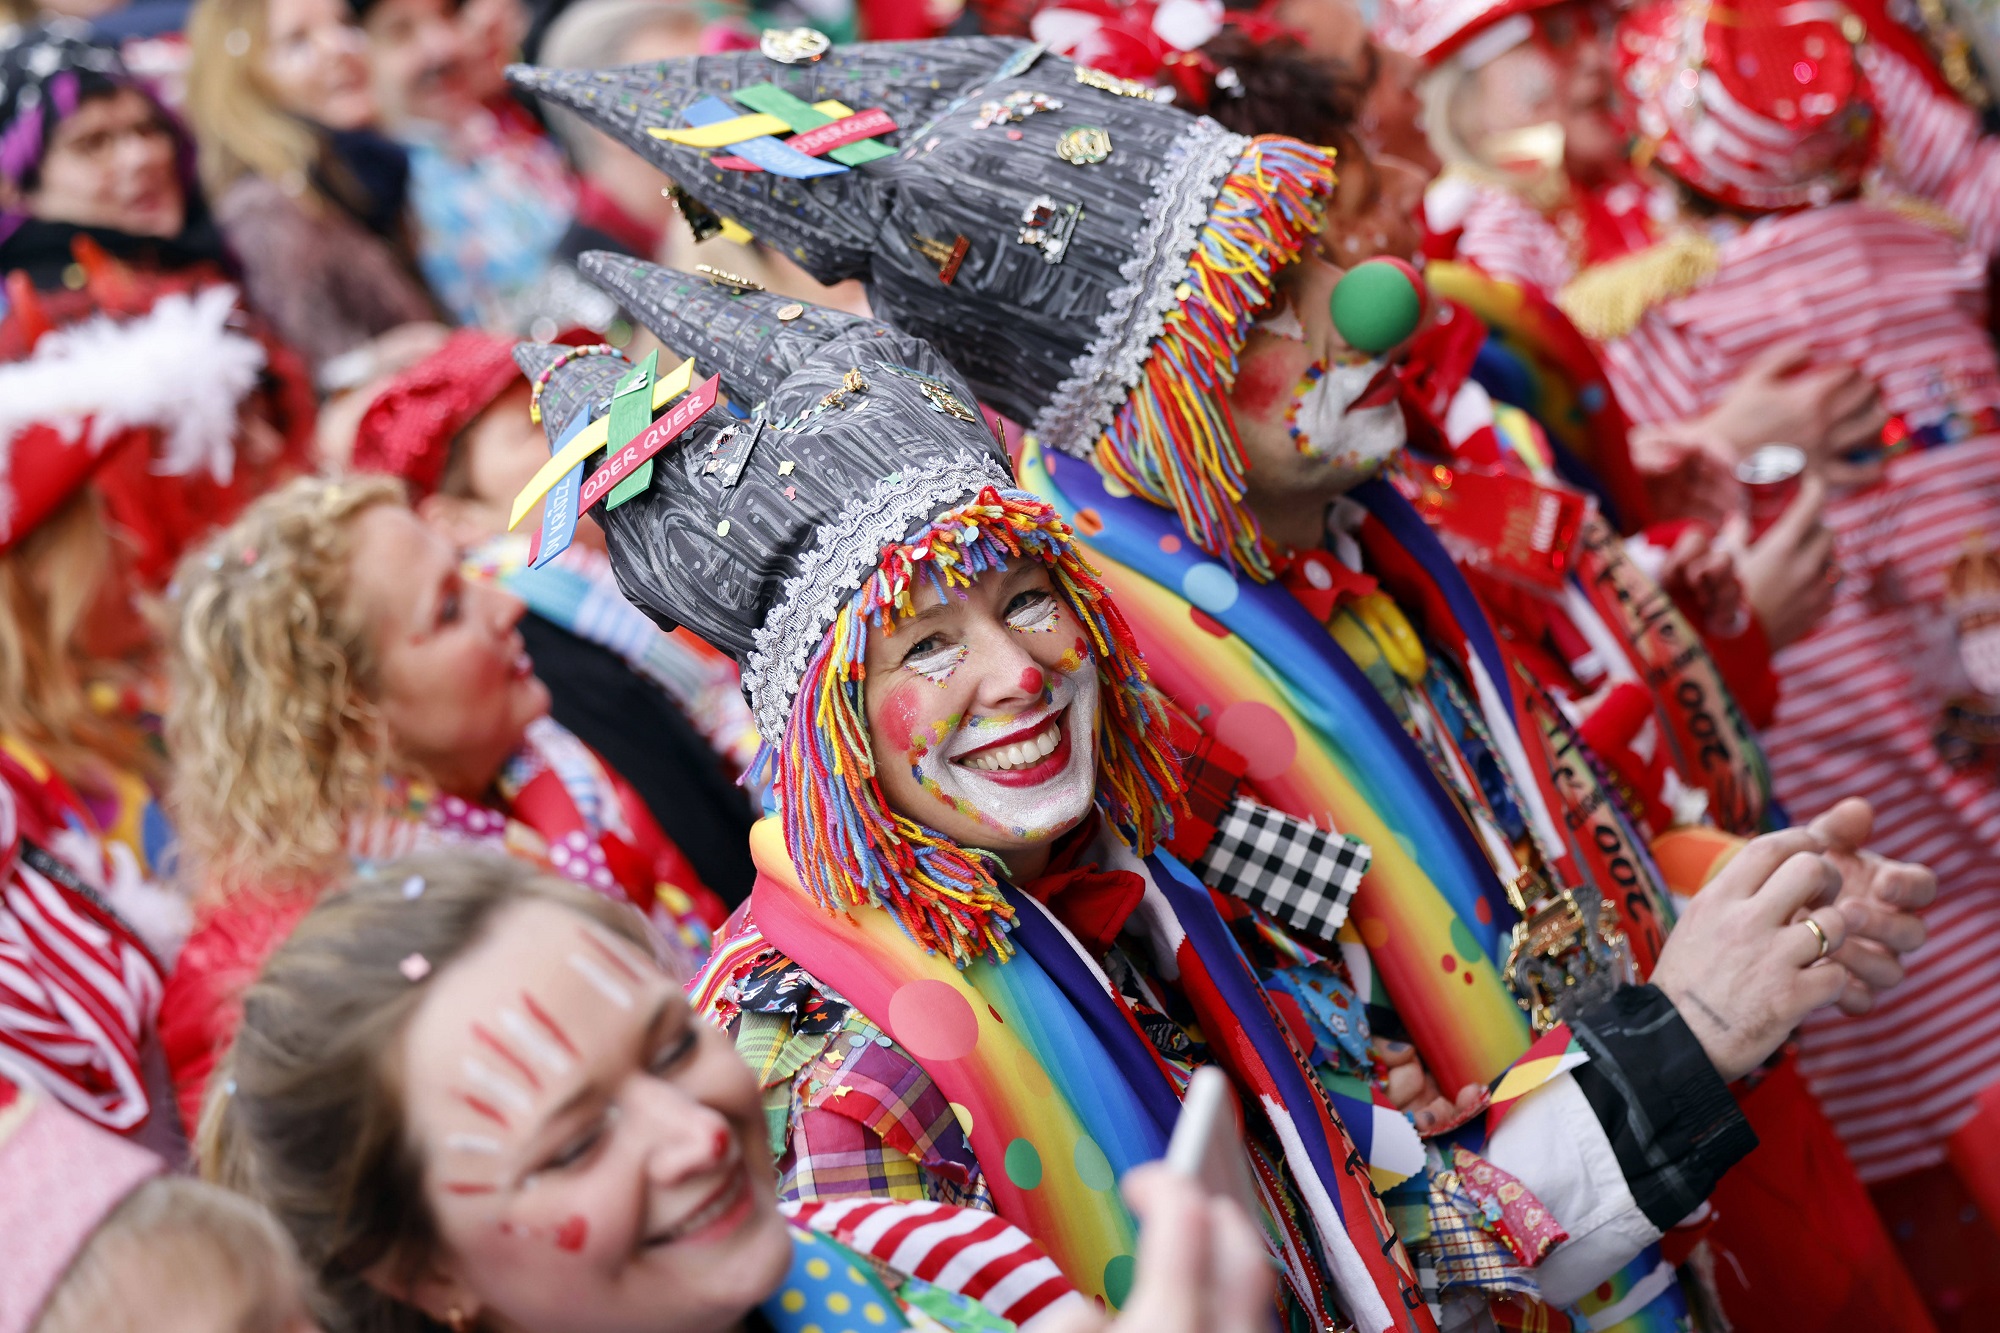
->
[0,285,266,528]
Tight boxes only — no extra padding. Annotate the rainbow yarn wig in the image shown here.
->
[518,260,1180,966]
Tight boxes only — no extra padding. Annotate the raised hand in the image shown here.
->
[1806,797,1937,1015]
[1737,473,1839,650]
[1043,1165,1277,1333]
[1650,828,1853,1082]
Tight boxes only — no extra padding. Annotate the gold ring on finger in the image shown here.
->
[1802,916,1831,961]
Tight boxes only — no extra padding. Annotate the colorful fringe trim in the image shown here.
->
[765,486,1186,967]
[1092,136,1337,583]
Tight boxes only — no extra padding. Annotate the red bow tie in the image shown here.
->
[1023,863,1148,956]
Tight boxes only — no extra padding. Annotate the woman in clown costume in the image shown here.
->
[506,243,1880,1332]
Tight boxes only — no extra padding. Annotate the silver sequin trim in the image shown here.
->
[1031,118,1249,459]
[743,459,1013,737]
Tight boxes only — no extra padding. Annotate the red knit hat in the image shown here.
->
[351,328,527,498]
[1618,0,1879,212]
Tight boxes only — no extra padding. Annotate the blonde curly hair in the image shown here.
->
[165,474,405,898]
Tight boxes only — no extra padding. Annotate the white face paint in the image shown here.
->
[908,652,1101,843]
[1289,358,1408,475]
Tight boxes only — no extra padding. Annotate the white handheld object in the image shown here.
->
[1165,1066,1260,1217]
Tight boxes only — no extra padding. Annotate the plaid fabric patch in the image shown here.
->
[774,1009,989,1213]
[1194,797,1371,942]
[1161,709,1249,863]
[1426,1166,1542,1302]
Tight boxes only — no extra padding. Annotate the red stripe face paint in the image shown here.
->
[580,928,643,984]
[554,1215,588,1252]
[474,1024,544,1091]
[520,991,580,1058]
[459,1092,511,1128]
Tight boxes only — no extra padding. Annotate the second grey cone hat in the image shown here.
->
[514,260,1013,740]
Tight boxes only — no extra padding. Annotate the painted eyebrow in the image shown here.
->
[894,598,956,635]
[531,991,679,1131]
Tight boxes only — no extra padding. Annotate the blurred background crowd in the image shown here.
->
[0,0,1997,1329]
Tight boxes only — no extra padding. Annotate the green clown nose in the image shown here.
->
[1329,257,1426,355]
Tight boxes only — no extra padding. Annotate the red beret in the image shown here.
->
[351,329,525,497]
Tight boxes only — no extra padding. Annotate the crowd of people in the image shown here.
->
[0,0,1997,1328]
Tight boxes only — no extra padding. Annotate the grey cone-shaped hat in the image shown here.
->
[515,265,1014,739]
[577,251,878,409]
[512,341,629,439]
[507,39,1014,287]
[508,38,1269,460]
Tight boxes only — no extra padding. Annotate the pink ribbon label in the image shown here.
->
[714,107,897,171]
[580,374,721,510]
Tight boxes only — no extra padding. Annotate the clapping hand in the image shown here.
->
[1806,797,1937,1015]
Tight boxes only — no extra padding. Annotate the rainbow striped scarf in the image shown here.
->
[748,819,1437,1332]
[1023,444,1697,1333]
[1024,442,1529,1094]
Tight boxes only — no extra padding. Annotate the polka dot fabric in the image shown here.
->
[763,1206,1087,1332]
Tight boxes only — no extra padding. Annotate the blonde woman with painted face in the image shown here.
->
[159,475,723,1140]
[500,257,1882,1332]
[205,850,1274,1333]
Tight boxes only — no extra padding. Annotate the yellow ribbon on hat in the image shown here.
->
[508,358,695,530]
[648,101,856,147]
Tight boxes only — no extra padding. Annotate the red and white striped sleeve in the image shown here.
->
[1599,306,1716,429]
[782,1197,1086,1329]
[1862,44,2000,257]
[1448,186,1581,297]
[0,849,162,1133]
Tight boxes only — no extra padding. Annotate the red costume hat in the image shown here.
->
[351,328,527,498]
[1375,0,1566,65]
[1619,0,1880,211]
[984,0,1307,108]
[0,256,313,583]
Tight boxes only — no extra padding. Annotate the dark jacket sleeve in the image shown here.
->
[1569,983,1760,1230]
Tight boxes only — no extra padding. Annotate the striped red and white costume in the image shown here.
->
[781,1196,1085,1328]
[1429,43,2000,291]
[1598,202,2000,1179]
[0,744,165,1140]
[1862,43,2000,257]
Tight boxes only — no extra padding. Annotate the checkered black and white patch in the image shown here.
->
[1193,797,1371,942]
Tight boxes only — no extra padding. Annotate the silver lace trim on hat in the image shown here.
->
[743,458,1013,738]
[1031,117,1250,460]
